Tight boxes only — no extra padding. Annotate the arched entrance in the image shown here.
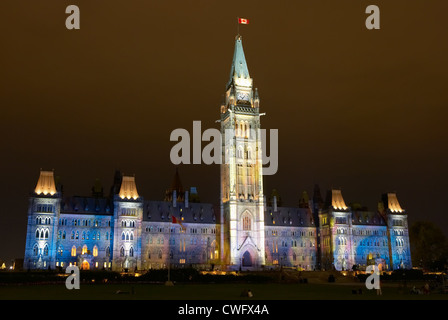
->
[81,260,90,270]
[242,251,252,267]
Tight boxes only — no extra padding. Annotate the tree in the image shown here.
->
[409,221,448,271]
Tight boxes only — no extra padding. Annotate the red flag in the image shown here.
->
[238,18,249,25]
[172,215,186,230]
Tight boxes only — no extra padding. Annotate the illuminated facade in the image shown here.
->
[24,170,219,271]
[23,35,411,272]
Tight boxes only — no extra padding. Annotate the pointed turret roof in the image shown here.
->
[171,167,183,193]
[382,192,405,213]
[118,175,139,200]
[227,35,251,88]
[164,167,185,201]
[35,170,57,196]
[326,189,349,211]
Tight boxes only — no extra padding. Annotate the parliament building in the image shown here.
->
[24,35,412,272]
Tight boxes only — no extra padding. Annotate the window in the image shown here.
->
[120,247,125,257]
[242,215,251,231]
[71,246,76,257]
[82,245,88,255]
[93,245,98,257]
[129,247,134,257]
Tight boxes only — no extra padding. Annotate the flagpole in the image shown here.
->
[237,16,239,36]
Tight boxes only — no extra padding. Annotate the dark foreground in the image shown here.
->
[0,282,447,300]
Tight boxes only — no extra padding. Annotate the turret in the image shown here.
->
[24,170,61,270]
[112,174,143,272]
[253,88,260,108]
[381,192,412,269]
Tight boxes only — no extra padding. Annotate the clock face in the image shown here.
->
[237,92,249,101]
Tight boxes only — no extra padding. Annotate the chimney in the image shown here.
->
[173,190,177,208]
[185,190,189,208]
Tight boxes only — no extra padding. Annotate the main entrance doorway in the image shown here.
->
[242,251,252,267]
[81,260,90,270]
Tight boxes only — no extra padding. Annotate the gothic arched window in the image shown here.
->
[242,215,251,231]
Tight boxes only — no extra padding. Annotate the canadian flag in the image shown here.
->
[238,18,249,24]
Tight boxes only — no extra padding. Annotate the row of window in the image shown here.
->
[353,229,386,236]
[234,120,253,139]
[35,205,54,213]
[36,217,51,225]
[145,225,217,234]
[55,261,112,269]
[69,245,100,257]
[337,238,388,247]
[70,219,108,227]
[269,240,315,252]
[121,231,134,241]
[267,230,315,237]
[35,228,49,239]
[146,247,219,261]
[146,236,216,248]
[121,208,137,216]
[267,251,315,262]
[392,219,404,226]
[57,230,112,241]
[32,244,49,256]
[122,220,136,228]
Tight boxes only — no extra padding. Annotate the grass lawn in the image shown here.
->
[0,282,446,300]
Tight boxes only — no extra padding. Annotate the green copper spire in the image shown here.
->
[227,35,251,89]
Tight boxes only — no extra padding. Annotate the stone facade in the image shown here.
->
[23,35,412,272]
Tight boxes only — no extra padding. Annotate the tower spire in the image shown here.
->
[227,35,251,89]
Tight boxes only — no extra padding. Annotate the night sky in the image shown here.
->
[1,0,447,263]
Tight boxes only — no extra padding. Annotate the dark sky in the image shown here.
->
[1,0,447,263]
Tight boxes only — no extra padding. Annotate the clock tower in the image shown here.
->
[220,35,265,270]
